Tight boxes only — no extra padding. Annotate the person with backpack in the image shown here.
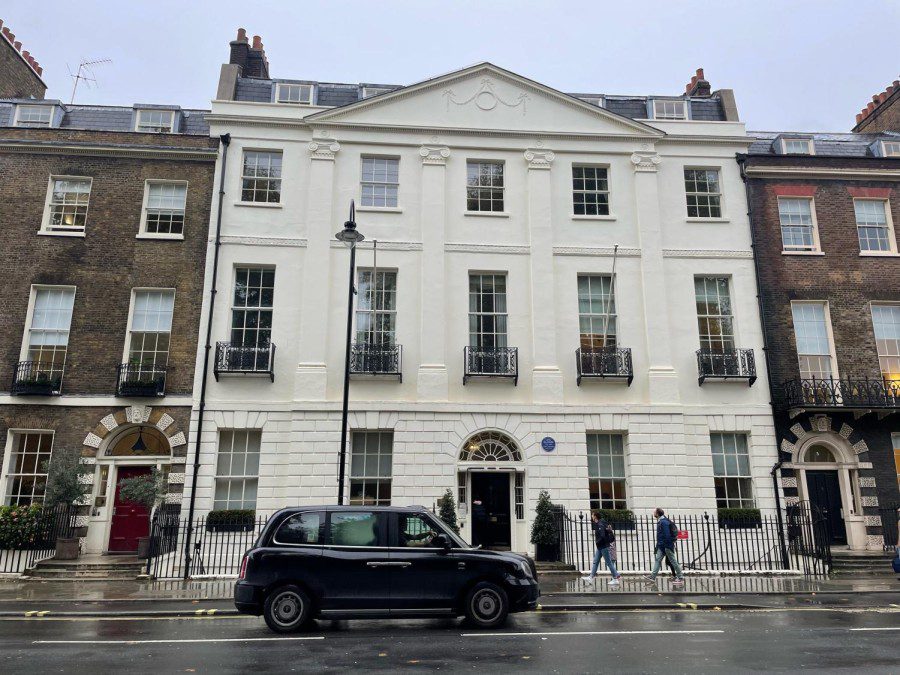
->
[582,511,622,586]
[643,507,684,586]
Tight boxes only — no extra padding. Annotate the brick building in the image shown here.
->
[740,87,900,551]
[0,96,218,554]
[0,19,46,99]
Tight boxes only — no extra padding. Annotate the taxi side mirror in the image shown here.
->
[434,533,452,553]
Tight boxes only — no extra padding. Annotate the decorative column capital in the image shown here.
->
[308,140,341,161]
[419,145,450,165]
[631,151,661,173]
[524,148,555,170]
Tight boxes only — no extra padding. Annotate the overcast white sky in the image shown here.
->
[4,0,897,132]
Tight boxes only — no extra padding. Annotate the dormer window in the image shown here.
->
[579,97,604,108]
[15,105,53,127]
[361,87,391,99]
[882,141,900,157]
[653,99,687,120]
[782,138,813,155]
[276,83,314,105]
[135,110,175,133]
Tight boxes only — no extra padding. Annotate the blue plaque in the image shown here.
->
[541,436,556,452]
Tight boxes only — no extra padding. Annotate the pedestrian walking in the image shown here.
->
[582,511,622,586]
[643,507,685,586]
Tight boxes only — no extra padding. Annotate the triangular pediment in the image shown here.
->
[306,63,663,137]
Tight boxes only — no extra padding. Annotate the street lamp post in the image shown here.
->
[335,201,365,505]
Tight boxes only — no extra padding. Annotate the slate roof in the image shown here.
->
[747,130,900,157]
[235,76,728,121]
[0,100,210,134]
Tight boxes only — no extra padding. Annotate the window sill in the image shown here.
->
[356,206,403,213]
[782,250,824,256]
[136,233,185,241]
[234,201,283,209]
[572,214,617,221]
[37,230,85,238]
[859,251,900,257]
[463,211,510,218]
[686,217,730,223]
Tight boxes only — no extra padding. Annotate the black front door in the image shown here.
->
[806,470,847,545]
[470,472,511,550]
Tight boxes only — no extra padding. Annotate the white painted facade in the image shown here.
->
[188,64,778,553]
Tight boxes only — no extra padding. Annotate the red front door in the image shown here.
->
[108,466,152,552]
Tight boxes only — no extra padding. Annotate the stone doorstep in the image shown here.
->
[22,554,146,581]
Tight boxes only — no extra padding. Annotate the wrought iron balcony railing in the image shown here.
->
[117,363,166,397]
[696,348,757,386]
[349,343,402,381]
[11,361,63,396]
[576,347,633,385]
[214,342,276,382]
[463,346,518,385]
[781,376,900,410]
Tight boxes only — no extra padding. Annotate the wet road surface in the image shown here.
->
[2,607,898,673]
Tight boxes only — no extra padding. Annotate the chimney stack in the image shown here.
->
[685,68,712,97]
[0,18,47,91]
[228,27,269,79]
[853,76,900,132]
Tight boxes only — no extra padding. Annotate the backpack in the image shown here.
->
[605,523,616,544]
[667,517,679,540]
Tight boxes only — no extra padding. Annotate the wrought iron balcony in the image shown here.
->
[696,348,757,386]
[11,361,62,396]
[576,347,633,385]
[214,342,276,382]
[116,363,166,397]
[781,376,900,410]
[463,346,518,385]
[349,343,402,381]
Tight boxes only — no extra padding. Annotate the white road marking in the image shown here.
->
[33,636,325,645]
[462,630,725,637]
[849,627,900,632]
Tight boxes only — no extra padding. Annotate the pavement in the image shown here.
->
[2,606,899,673]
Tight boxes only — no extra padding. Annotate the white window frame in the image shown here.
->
[19,285,77,388]
[14,104,53,127]
[134,109,176,133]
[695,276,736,352]
[40,175,92,237]
[578,274,616,349]
[882,141,900,158]
[1,430,54,506]
[790,300,838,380]
[349,431,393,506]
[213,429,261,511]
[275,83,314,105]
[571,164,611,217]
[355,268,398,346]
[359,156,400,209]
[138,180,188,240]
[781,138,814,155]
[710,433,755,509]
[684,167,724,219]
[361,86,391,99]
[871,303,900,384]
[586,433,628,511]
[853,198,897,255]
[652,99,687,120]
[777,196,821,253]
[469,272,508,348]
[121,288,176,368]
[239,150,283,204]
[466,160,505,213]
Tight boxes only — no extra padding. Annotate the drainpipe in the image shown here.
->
[183,133,231,579]
[739,156,790,569]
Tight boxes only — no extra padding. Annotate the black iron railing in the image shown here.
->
[781,377,900,410]
[879,506,899,550]
[0,504,77,574]
[116,363,167,397]
[697,348,757,386]
[349,342,402,380]
[576,347,633,385]
[10,361,63,396]
[463,346,518,385]
[214,342,276,382]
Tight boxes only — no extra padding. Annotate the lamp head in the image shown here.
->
[335,199,365,248]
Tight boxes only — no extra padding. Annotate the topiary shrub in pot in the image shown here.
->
[717,507,763,529]
[530,490,560,562]
[205,509,256,533]
[436,489,460,534]
[43,450,92,560]
[594,508,636,530]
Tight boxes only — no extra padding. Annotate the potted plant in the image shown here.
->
[530,490,560,562]
[717,507,763,529]
[118,468,168,558]
[594,508,636,531]
[205,509,256,533]
[42,450,92,560]
[436,489,460,534]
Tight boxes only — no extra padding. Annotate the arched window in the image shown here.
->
[106,425,171,457]
[804,444,836,463]
[459,431,522,462]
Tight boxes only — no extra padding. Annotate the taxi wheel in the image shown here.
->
[263,584,311,633]
[464,581,509,628]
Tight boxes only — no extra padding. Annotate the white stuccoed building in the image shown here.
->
[187,38,777,553]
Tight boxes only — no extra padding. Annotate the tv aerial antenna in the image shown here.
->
[67,58,112,104]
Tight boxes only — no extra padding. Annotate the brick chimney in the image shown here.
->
[685,68,711,97]
[228,27,269,79]
[853,76,900,133]
[0,18,47,98]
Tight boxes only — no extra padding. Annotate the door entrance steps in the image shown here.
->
[830,549,896,576]
[23,554,145,581]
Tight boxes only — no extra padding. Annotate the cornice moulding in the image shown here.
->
[743,166,900,180]
[662,249,753,259]
[329,240,423,251]
[220,235,308,248]
[553,246,641,257]
[445,242,531,255]
[0,140,217,161]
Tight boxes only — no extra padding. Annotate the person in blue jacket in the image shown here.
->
[643,507,684,586]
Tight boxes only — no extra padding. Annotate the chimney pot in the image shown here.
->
[236,27,247,42]
[14,40,22,51]
[867,102,876,112]
[856,113,863,124]
[22,49,30,59]
[696,68,704,79]
[1,27,10,40]
[36,65,43,76]
[252,35,262,49]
